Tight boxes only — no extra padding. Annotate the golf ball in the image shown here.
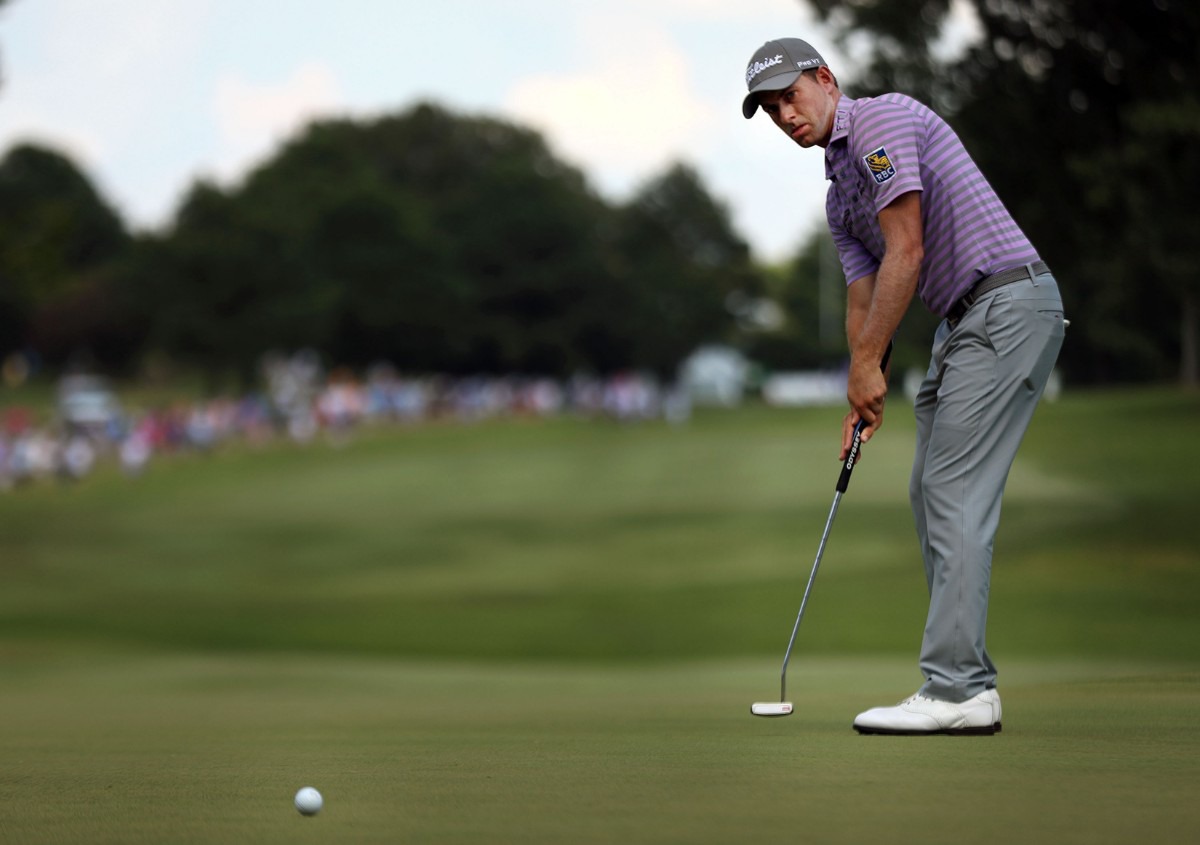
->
[294,786,323,816]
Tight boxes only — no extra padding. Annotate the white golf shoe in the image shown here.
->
[853,689,1002,735]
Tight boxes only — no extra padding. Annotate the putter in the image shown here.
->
[751,344,892,718]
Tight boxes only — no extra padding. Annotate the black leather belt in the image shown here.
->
[946,260,1050,325]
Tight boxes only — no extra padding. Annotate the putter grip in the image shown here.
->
[836,342,893,494]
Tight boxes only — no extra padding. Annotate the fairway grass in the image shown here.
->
[4,391,1198,664]
[1,652,1197,844]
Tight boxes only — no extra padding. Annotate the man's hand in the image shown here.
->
[841,368,887,462]
[848,355,888,430]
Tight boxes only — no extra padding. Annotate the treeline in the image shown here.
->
[0,104,778,388]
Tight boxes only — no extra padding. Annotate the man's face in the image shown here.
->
[757,70,837,149]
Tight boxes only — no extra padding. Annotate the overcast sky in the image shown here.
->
[0,0,979,263]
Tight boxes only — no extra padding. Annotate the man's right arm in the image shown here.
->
[841,272,876,461]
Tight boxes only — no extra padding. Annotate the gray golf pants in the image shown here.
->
[911,272,1065,702]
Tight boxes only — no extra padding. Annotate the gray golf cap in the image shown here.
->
[742,38,827,119]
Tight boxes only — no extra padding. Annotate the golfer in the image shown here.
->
[743,38,1065,734]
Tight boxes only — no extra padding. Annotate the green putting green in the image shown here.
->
[1,653,1196,843]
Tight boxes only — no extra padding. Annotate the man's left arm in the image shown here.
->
[846,190,923,443]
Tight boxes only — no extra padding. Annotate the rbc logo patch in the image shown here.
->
[863,146,896,184]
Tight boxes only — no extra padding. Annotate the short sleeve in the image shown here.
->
[850,100,924,214]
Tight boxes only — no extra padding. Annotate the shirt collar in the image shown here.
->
[824,95,856,180]
[831,95,854,142]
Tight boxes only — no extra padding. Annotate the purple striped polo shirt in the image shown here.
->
[824,94,1039,317]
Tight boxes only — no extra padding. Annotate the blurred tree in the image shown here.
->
[801,0,1200,385]
[0,104,759,383]
[1071,95,1200,388]
[127,182,329,388]
[131,103,752,380]
[608,163,761,377]
[230,105,621,375]
[0,143,133,368]
[309,182,460,370]
[364,105,618,374]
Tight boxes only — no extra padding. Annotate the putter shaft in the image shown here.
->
[779,489,843,702]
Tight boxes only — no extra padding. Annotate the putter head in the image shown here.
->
[750,701,793,717]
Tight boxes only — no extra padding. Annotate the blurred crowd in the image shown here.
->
[0,354,691,491]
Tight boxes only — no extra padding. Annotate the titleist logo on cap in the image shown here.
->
[746,54,784,84]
